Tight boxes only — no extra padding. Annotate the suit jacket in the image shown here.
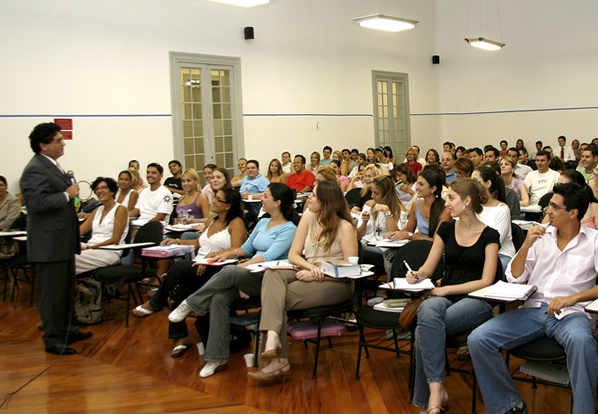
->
[20,153,80,262]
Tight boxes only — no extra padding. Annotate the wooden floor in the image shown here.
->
[0,273,591,414]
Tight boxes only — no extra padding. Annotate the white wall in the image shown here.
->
[0,0,439,192]
[432,0,598,150]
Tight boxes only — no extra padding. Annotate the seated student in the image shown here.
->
[375,146,393,171]
[168,183,299,377]
[576,146,598,181]
[340,148,354,176]
[384,146,396,166]
[542,170,598,230]
[115,170,139,212]
[517,147,536,173]
[392,164,417,206]
[201,163,218,203]
[550,156,566,173]
[425,148,440,165]
[309,151,323,174]
[469,182,598,414]
[266,158,287,184]
[404,147,423,176]
[357,174,407,275]
[407,178,499,414]
[482,161,521,221]
[440,151,457,183]
[0,175,21,231]
[76,177,128,274]
[384,170,451,242]
[329,160,350,191]
[499,140,508,157]
[472,166,516,271]
[500,156,530,207]
[348,163,367,189]
[231,158,247,188]
[454,156,474,178]
[347,153,367,178]
[164,160,184,195]
[286,154,315,193]
[239,159,270,216]
[280,151,292,175]
[128,159,140,171]
[348,164,384,212]
[129,163,173,226]
[320,146,332,166]
[132,187,247,356]
[173,168,210,223]
[484,147,499,163]
[469,147,484,169]
[246,181,358,380]
[128,167,147,194]
[525,150,560,205]
[455,146,466,158]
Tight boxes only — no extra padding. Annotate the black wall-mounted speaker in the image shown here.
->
[432,55,440,64]
[244,27,254,40]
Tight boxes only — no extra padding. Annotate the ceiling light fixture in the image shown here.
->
[465,37,505,51]
[352,14,418,32]
[209,0,269,7]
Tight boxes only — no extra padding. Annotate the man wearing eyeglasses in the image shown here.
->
[468,182,598,414]
[20,122,91,356]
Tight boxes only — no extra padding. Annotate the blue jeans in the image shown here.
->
[185,265,264,362]
[468,303,598,414]
[412,297,493,408]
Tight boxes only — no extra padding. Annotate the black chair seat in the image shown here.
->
[446,330,470,349]
[510,337,565,361]
[8,253,33,268]
[287,300,353,320]
[356,305,401,330]
[95,265,157,283]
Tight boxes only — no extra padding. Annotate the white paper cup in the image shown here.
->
[248,195,253,201]
[348,256,359,265]
[197,342,206,355]
[244,353,255,367]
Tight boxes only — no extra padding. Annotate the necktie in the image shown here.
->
[561,148,564,160]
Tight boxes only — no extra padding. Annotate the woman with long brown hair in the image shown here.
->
[248,181,358,380]
[266,158,287,183]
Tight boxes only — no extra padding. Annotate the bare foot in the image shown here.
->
[131,301,160,317]
[264,330,281,354]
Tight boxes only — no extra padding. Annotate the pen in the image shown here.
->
[403,260,414,274]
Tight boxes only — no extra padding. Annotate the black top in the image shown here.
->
[164,177,182,191]
[437,220,499,302]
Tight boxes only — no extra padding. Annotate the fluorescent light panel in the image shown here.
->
[353,14,418,32]
[465,37,505,51]
[209,0,269,7]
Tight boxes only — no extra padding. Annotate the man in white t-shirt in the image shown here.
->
[130,163,173,225]
[524,151,560,205]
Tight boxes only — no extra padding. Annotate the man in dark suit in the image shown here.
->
[20,122,92,355]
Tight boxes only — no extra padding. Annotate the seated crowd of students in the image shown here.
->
[4,136,598,414]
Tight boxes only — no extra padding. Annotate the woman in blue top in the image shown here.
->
[169,182,300,377]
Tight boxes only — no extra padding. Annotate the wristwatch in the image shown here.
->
[384,211,394,219]
[408,232,413,239]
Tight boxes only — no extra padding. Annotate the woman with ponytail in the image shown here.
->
[406,177,499,414]
[473,166,516,271]
[384,170,451,242]
[168,183,299,377]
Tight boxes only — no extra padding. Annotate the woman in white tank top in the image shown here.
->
[76,177,129,274]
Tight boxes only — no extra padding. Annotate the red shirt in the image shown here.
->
[405,162,422,176]
[286,170,315,192]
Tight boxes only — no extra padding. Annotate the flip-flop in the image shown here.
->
[171,342,193,357]
[132,305,161,318]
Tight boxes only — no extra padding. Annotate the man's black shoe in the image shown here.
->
[66,331,93,345]
[45,344,76,355]
[506,401,527,414]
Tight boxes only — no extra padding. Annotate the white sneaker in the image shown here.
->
[169,300,193,322]
[200,360,227,378]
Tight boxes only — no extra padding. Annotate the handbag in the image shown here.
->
[398,294,427,330]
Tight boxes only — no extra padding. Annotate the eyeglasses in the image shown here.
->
[94,185,109,191]
[51,138,65,144]
[213,197,229,204]
[544,202,567,212]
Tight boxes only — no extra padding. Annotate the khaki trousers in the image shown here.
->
[259,269,353,359]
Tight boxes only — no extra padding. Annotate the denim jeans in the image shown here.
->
[468,303,598,414]
[185,265,264,362]
[412,296,493,408]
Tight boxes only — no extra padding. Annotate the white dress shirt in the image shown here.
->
[506,224,598,320]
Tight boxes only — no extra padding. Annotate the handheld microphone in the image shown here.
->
[67,170,77,184]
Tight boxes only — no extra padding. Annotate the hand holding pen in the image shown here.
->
[404,260,422,284]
